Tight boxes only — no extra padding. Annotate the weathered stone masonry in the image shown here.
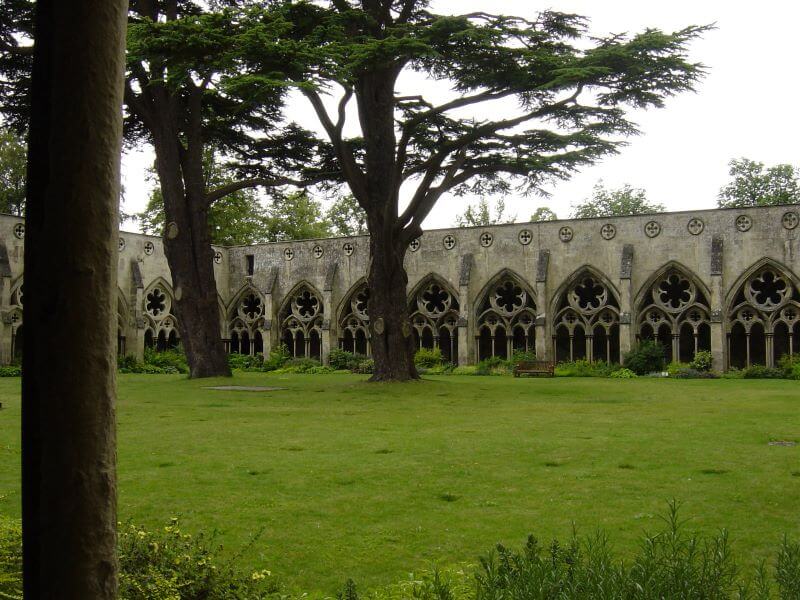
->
[2,204,799,371]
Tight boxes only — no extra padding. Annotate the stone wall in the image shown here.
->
[2,204,799,371]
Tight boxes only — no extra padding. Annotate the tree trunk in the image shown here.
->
[161,186,231,379]
[367,226,419,382]
[22,0,126,597]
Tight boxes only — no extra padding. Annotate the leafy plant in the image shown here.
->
[414,348,444,368]
[742,365,784,379]
[624,340,666,375]
[263,344,291,371]
[228,353,264,371]
[610,368,637,379]
[690,350,714,372]
[0,365,21,377]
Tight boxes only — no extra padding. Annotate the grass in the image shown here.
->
[0,373,799,596]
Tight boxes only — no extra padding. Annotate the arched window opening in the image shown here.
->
[476,274,535,361]
[555,273,619,363]
[727,265,800,367]
[637,268,711,365]
[228,288,266,356]
[280,285,324,359]
[409,278,460,364]
[338,283,370,357]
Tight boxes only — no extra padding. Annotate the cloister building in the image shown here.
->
[1,203,798,371]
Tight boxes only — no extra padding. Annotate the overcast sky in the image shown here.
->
[120,1,800,231]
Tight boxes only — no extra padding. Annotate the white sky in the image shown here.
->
[120,0,800,231]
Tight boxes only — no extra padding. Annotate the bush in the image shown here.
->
[329,348,366,371]
[623,340,666,375]
[778,354,800,379]
[742,365,784,379]
[414,347,444,368]
[143,347,189,374]
[228,353,264,371]
[672,367,719,379]
[0,365,21,377]
[690,349,714,372]
[610,368,637,378]
[263,344,291,371]
[351,358,374,374]
[425,363,455,375]
[451,365,478,376]
[278,357,321,373]
[555,360,615,377]
[510,350,537,364]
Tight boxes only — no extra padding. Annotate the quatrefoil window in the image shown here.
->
[687,218,704,235]
[735,215,752,232]
[480,232,494,247]
[748,270,788,309]
[645,221,661,238]
[657,274,692,311]
[559,226,573,242]
[600,224,616,240]
[443,235,456,250]
[573,277,606,311]
[421,284,450,316]
[518,229,532,245]
[782,212,799,230]
[409,239,421,252]
[146,288,167,317]
[241,294,263,320]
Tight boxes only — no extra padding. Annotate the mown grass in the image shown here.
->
[0,374,798,595]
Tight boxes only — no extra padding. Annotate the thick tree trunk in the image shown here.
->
[367,227,419,381]
[22,0,126,597]
[161,187,231,379]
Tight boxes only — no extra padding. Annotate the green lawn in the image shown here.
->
[0,374,798,595]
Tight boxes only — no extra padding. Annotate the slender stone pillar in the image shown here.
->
[458,254,473,364]
[22,1,127,598]
[618,245,634,361]
[535,250,549,360]
[709,236,725,371]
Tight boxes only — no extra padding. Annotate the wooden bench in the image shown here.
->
[513,360,555,377]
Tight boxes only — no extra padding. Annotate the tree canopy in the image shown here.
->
[326,194,368,236]
[0,128,26,215]
[530,206,558,222]
[456,197,514,227]
[572,181,664,218]
[717,158,800,208]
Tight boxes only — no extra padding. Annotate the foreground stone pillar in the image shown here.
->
[22,1,127,598]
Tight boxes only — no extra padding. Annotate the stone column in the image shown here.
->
[22,1,127,597]
[535,250,550,361]
[709,236,725,371]
[458,254,473,365]
[618,245,634,361]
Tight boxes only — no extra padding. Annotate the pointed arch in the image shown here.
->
[337,278,371,356]
[634,262,712,363]
[408,273,461,362]
[551,265,620,364]
[474,268,536,361]
[278,281,325,359]
[9,275,23,307]
[725,258,800,368]
[408,272,459,306]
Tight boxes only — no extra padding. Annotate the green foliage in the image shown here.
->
[624,340,666,375]
[456,198,515,228]
[117,348,189,375]
[718,158,800,208]
[742,365,784,379]
[0,365,20,377]
[672,367,719,379]
[263,344,291,371]
[572,181,665,218]
[0,517,21,599]
[351,358,374,375]
[451,365,478,376]
[228,353,265,371]
[555,360,615,377]
[510,350,538,364]
[475,356,511,376]
[609,367,637,379]
[326,195,367,237]
[777,354,800,380]
[329,349,372,372]
[530,207,557,222]
[0,129,25,216]
[265,191,331,241]
[414,347,444,368]
[690,350,714,372]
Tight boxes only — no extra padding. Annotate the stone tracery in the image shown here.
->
[476,273,536,360]
[727,265,799,368]
[228,288,266,356]
[554,272,620,363]
[338,282,370,356]
[280,284,324,359]
[409,278,460,363]
[637,268,711,363]
[142,281,180,351]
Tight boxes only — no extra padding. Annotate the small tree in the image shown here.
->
[531,206,557,222]
[326,194,368,236]
[456,197,515,227]
[0,129,26,215]
[275,1,707,380]
[572,181,665,218]
[717,158,800,208]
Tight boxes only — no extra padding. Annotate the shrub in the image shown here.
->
[0,365,21,377]
[451,365,478,376]
[329,348,367,371]
[690,349,714,372]
[778,354,800,379]
[623,340,666,375]
[742,365,784,379]
[351,358,374,374]
[263,344,291,371]
[555,360,615,377]
[228,353,264,371]
[610,368,637,379]
[672,367,719,379]
[279,358,321,373]
[510,350,537,364]
[414,347,444,368]
[143,347,189,374]
[667,361,688,377]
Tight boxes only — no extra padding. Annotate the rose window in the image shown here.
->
[294,290,320,319]
[420,284,450,316]
[572,277,606,311]
[747,271,788,309]
[240,294,263,320]
[146,288,168,317]
[656,274,692,311]
[493,281,525,315]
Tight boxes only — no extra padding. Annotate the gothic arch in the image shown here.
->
[227,283,267,355]
[551,266,620,364]
[278,281,324,359]
[337,278,370,356]
[117,287,130,356]
[142,277,179,351]
[408,273,460,363]
[634,262,711,363]
[474,269,536,361]
[725,258,800,368]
